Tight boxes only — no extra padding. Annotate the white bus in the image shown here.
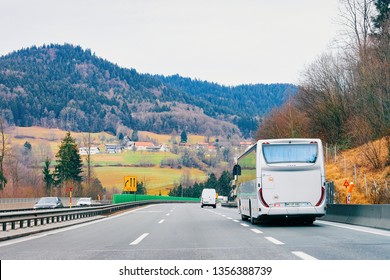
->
[233,138,327,224]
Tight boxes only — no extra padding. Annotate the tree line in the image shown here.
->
[168,171,233,199]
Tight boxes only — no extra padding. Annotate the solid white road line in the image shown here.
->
[158,219,165,224]
[292,251,318,260]
[251,229,263,234]
[130,233,149,245]
[316,220,390,237]
[265,236,284,245]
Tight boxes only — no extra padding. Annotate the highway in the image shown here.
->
[0,203,389,260]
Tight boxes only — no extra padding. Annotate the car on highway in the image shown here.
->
[33,197,64,209]
[76,197,92,207]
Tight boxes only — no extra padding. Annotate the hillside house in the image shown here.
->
[146,144,169,152]
[79,146,100,155]
[240,141,253,148]
[134,142,155,151]
[196,142,209,149]
[105,144,123,153]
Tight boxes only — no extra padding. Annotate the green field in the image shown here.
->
[94,165,207,195]
[88,150,204,195]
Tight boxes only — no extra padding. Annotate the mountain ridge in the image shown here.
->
[0,43,297,138]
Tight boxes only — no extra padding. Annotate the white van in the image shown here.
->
[201,188,217,208]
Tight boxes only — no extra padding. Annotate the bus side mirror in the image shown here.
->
[233,164,241,176]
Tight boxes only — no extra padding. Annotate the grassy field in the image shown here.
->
[94,166,207,195]
[325,138,390,204]
[8,126,208,195]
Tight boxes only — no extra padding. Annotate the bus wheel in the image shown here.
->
[304,219,315,225]
[250,216,257,224]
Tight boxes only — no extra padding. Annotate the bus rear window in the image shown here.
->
[262,143,318,164]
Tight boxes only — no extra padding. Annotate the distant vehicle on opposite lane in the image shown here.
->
[33,197,64,209]
[77,197,92,207]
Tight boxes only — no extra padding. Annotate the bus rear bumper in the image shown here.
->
[259,206,326,221]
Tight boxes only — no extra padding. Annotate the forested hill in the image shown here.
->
[0,44,297,138]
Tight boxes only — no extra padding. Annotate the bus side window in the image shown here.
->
[233,164,241,176]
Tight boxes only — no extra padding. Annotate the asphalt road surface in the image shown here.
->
[0,203,389,260]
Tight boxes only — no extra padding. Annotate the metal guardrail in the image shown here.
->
[0,200,192,232]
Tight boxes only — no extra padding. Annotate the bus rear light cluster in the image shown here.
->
[315,187,325,206]
[259,188,269,208]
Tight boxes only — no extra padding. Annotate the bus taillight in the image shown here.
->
[315,187,325,206]
[259,188,269,208]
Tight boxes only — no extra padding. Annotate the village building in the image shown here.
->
[134,142,155,151]
[78,146,100,155]
[146,144,169,152]
[105,144,124,153]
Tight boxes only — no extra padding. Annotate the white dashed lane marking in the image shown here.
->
[240,223,250,227]
[265,236,284,245]
[292,251,317,260]
[205,209,319,260]
[130,233,149,245]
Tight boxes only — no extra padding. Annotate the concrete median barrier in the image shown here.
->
[320,204,390,230]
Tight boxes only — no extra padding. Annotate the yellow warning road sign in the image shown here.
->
[124,176,137,192]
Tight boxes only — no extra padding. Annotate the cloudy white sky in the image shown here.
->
[0,0,340,85]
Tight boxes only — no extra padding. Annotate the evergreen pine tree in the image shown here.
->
[180,130,188,143]
[42,157,54,195]
[55,132,83,187]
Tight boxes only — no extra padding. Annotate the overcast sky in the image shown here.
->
[0,0,340,86]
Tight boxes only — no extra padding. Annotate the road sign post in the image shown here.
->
[124,176,137,201]
[66,186,73,208]
[344,180,349,204]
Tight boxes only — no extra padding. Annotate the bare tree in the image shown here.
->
[337,0,376,60]
[0,117,8,191]
[296,53,353,144]
[256,96,309,140]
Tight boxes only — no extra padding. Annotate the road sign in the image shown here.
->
[343,180,349,187]
[348,182,354,193]
[124,176,137,192]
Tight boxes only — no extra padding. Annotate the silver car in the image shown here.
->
[77,197,92,207]
[34,197,64,209]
